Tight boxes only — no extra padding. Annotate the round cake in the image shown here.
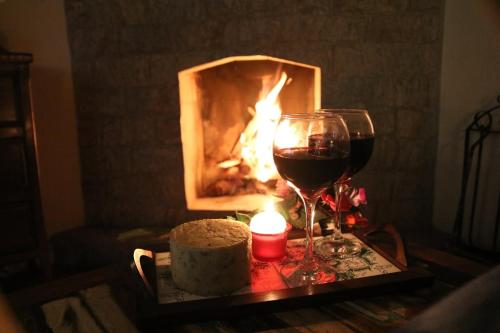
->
[169,219,251,296]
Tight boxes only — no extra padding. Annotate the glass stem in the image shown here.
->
[332,182,346,241]
[302,195,319,271]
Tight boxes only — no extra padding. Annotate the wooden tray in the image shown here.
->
[133,225,433,325]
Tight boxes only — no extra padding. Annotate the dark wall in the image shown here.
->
[65,0,444,229]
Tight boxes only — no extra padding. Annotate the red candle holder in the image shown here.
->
[251,223,292,262]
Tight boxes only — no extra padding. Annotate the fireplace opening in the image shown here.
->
[179,55,320,211]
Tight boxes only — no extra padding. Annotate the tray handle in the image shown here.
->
[133,248,154,295]
[360,224,408,267]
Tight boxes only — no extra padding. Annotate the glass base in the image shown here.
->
[314,237,362,260]
[279,260,336,287]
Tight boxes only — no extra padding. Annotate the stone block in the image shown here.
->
[117,0,146,25]
[129,145,180,174]
[100,201,130,227]
[79,146,106,182]
[102,178,177,227]
[122,86,164,116]
[388,199,433,229]
[84,203,103,226]
[138,201,169,226]
[77,117,101,147]
[420,44,443,75]
[173,20,227,53]
[81,87,124,117]
[372,44,437,76]
[65,0,123,29]
[331,0,409,13]
[101,118,123,147]
[119,25,175,55]
[369,135,398,172]
[392,172,428,200]
[93,59,126,87]
[331,74,376,107]
[329,14,368,43]
[81,182,107,225]
[155,117,181,145]
[68,26,122,61]
[369,108,395,136]
[428,71,441,108]
[113,116,156,146]
[396,109,436,139]
[222,16,277,49]
[156,172,186,202]
[365,13,442,43]
[103,146,132,176]
[118,56,152,87]
[72,61,96,88]
[222,0,335,19]
[355,171,394,202]
[332,45,367,77]
[373,74,430,108]
[396,138,436,172]
[148,55,180,86]
[107,175,155,207]
[409,0,444,11]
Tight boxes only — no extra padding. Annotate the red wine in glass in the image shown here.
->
[272,113,350,286]
[313,109,375,260]
[345,135,374,178]
[273,147,348,195]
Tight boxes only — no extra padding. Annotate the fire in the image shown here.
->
[239,72,288,182]
[273,118,301,150]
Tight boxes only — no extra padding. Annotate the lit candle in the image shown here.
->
[250,205,290,262]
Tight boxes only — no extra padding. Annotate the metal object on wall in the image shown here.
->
[454,94,500,253]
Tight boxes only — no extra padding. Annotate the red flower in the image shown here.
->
[321,192,352,212]
[321,187,367,212]
[351,188,367,207]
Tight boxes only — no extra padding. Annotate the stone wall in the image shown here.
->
[65,0,444,229]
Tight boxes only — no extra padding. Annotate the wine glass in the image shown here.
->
[273,113,350,286]
[314,109,375,259]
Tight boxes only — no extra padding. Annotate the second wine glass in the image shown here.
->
[273,112,350,286]
[314,109,375,259]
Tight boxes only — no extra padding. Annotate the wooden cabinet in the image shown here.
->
[0,52,50,279]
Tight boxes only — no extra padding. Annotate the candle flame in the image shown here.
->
[250,204,287,235]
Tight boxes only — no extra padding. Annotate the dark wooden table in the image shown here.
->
[7,229,491,333]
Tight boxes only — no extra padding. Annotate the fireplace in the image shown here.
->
[65,1,443,229]
[179,55,320,211]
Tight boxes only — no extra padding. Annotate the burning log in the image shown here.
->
[230,107,256,157]
[217,159,241,169]
[204,160,275,197]
[205,178,273,197]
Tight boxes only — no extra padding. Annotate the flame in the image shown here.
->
[264,201,275,212]
[273,118,302,149]
[249,202,287,235]
[240,72,288,182]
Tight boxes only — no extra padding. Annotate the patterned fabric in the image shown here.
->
[156,233,400,304]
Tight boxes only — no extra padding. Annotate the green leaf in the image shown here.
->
[234,211,253,224]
